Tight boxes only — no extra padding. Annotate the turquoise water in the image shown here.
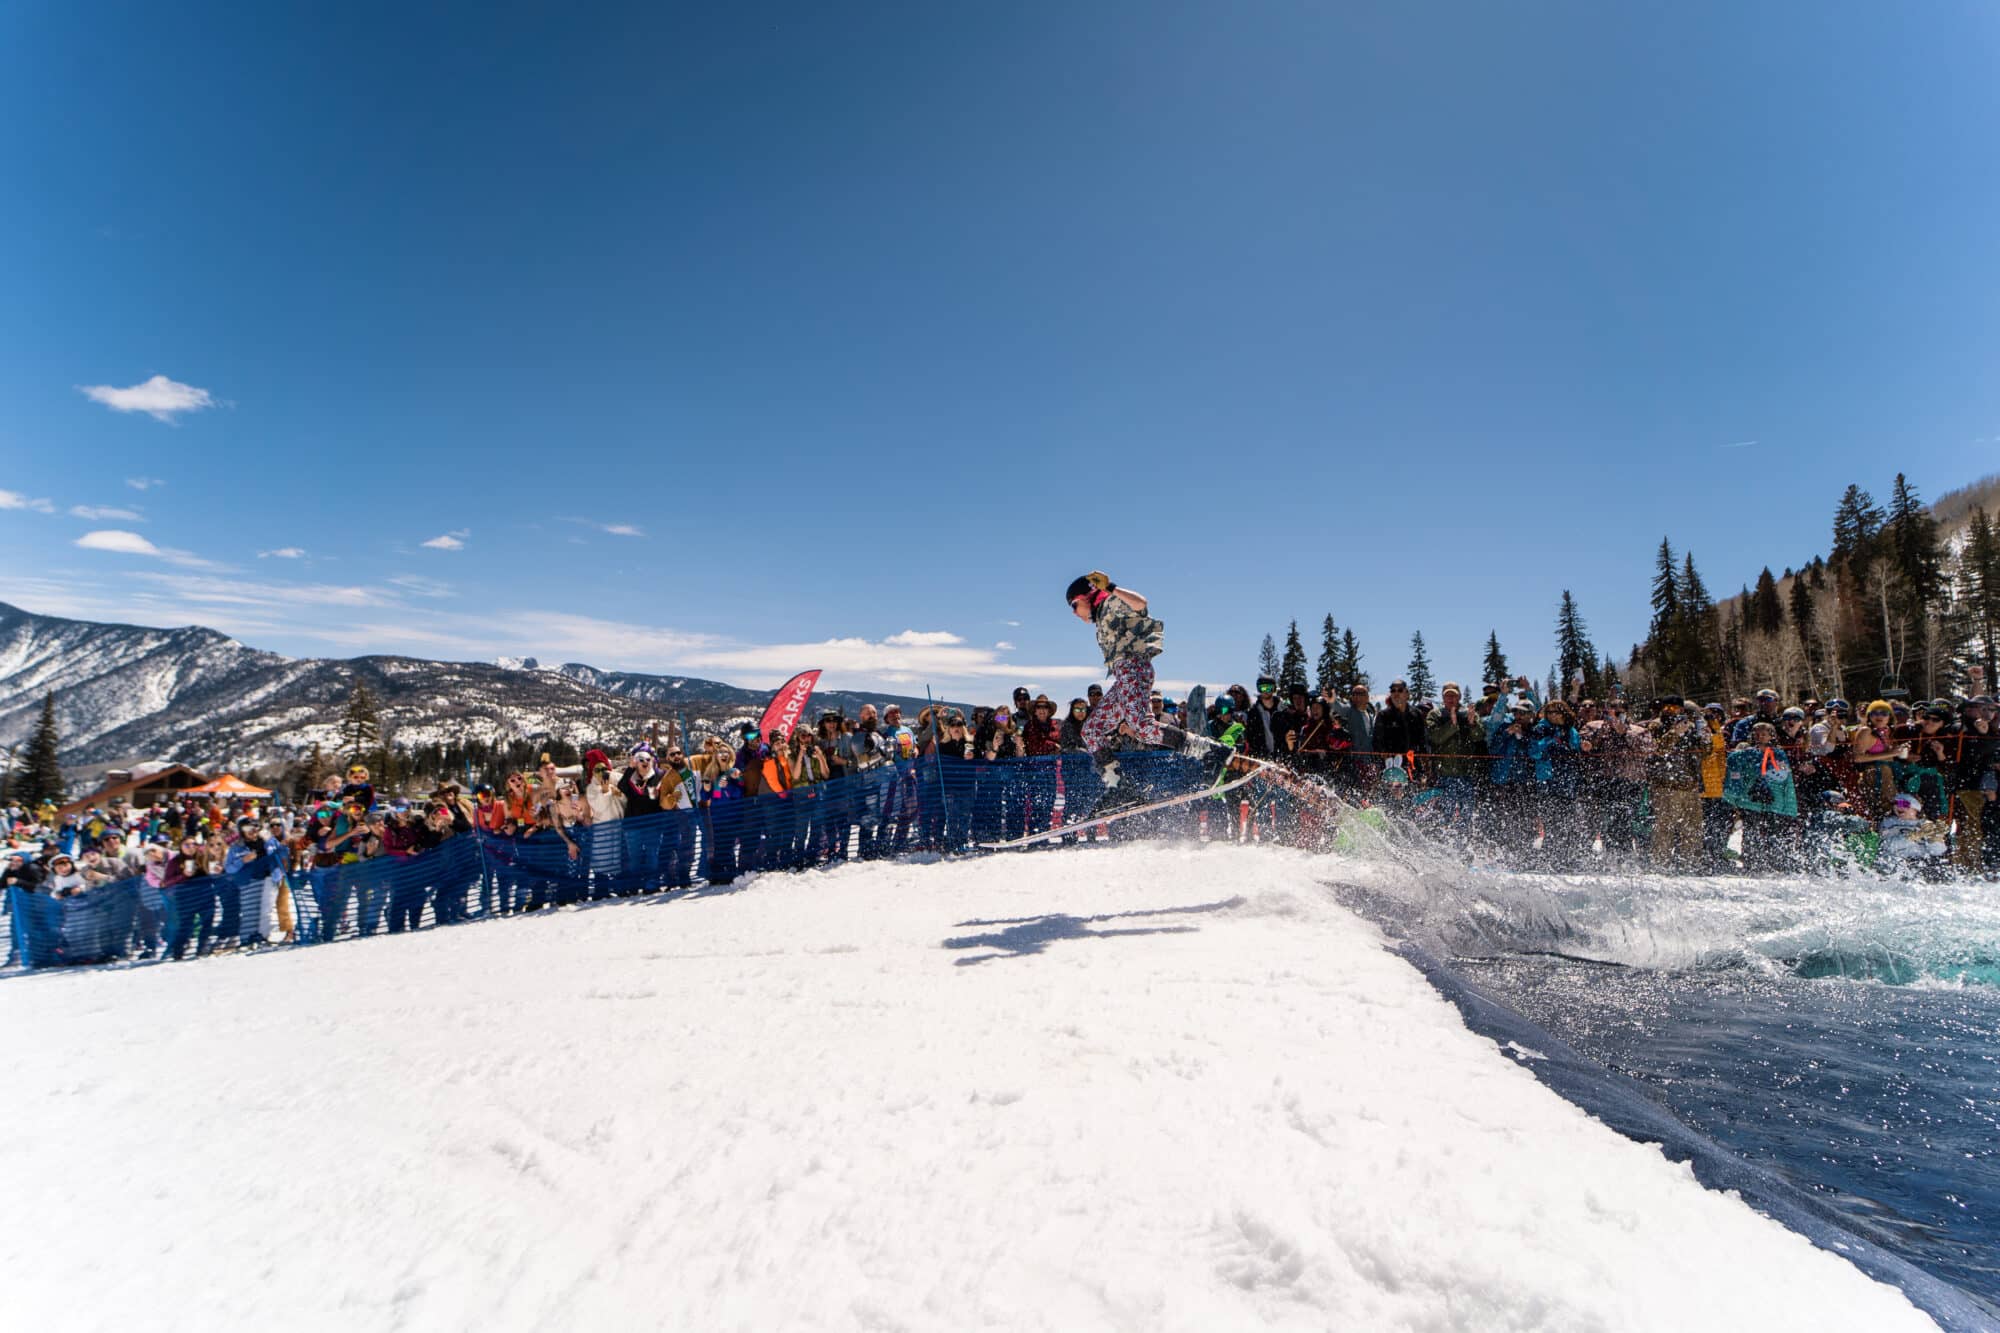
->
[1459,954,2000,1315]
[1335,861,2000,1319]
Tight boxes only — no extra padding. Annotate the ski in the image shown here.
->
[976,756,1271,850]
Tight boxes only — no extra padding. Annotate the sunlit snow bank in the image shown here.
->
[0,845,1935,1331]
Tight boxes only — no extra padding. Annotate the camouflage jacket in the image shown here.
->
[1094,596,1164,667]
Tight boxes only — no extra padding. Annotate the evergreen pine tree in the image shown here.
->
[1600,653,1622,697]
[1648,537,1681,682]
[1554,591,1594,696]
[20,692,63,804]
[1257,634,1280,682]
[1676,552,1718,696]
[1405,631,1436,701]
[1338,629,1365,687]
[1888,473,1944,600]
[1481,631,1510,691]
[1316,614,1341,697]
[1788,572,1816,652]
[1831,484,1884,565]
[1964,507,2000,684]
[1750,567,1784,635]
[1277,620,1310,697]
[339,681,383,765]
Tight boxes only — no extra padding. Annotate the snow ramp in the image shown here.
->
[0,844,1937,1331]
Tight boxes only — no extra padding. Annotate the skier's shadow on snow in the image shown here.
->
[942,897,1244,966]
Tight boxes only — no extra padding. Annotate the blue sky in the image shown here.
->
[2,1,1995,700]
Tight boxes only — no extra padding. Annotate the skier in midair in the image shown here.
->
[1067,571,1195,810]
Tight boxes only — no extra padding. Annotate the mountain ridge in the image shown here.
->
[0,602,964,772]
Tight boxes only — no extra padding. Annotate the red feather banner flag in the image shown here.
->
[758,669,822,740]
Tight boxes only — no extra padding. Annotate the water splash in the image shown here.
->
[1317,827,2000,989]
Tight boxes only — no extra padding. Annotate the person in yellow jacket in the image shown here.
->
[1698,702,1734,869]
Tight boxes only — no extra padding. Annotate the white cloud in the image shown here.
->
[131,571,383,607]
[386,574,453,598]
[562,518,647,538]
[676,633,1096,688]
[77,374,218,423]
[1005,620,1022,628]
[995,641,1016,651]
[0,561,1080,695]
[1720,439,1758,449]
[0,489,55,513]
[70,504,143,521]
[259,547,307,559]
[126,477,166,490]
[421,529,468,551]
[74,529,231,570]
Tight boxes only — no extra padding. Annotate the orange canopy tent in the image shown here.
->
[181,774,273,797]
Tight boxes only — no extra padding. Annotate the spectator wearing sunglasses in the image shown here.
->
[1023,695,1063,757]
[1058,698,1089,752]
[1372,679,1425,773]
[337,764,375,815]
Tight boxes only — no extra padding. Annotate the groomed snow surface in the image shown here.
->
[2,845,1936,1331]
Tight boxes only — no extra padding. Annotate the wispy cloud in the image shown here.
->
[259,547,307,559]
[126,477,166,491]
[563,517,647,538]
[995,641,1016,651]
[421,529,469,551]
[1720,439,1758,449]
[70,504,143,521]
[77,375,218,423]
[130,571,385,607]
[74,529,231,571]
[386,574,453,598]
[0,489,55,513]
[0,571,1094,695]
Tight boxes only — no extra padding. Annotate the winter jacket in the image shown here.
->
[1241,701,1286,758]
[1329,699,1376,753]
[1583,720,1652,782]
[1091,593,1164,667]
[1951,721,1999,792]
[1486,716,1578,791]
[1645,718,1709,792]
[1372,704,1425,762]
[1022,714,1063,757]
[660,764,699,809]
[616,767,662,817]
[1728,709,1785,747]
[1700,727,1729,799]
[1423,708,1487,781]
[1723,744,1799,817]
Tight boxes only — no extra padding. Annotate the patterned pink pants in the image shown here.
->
[1082,657,1162,755]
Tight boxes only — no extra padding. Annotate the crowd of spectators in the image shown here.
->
[6,672,1997,963]
[1211,673,1998,876]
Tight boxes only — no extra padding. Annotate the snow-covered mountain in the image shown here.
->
[0,602,950,771]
